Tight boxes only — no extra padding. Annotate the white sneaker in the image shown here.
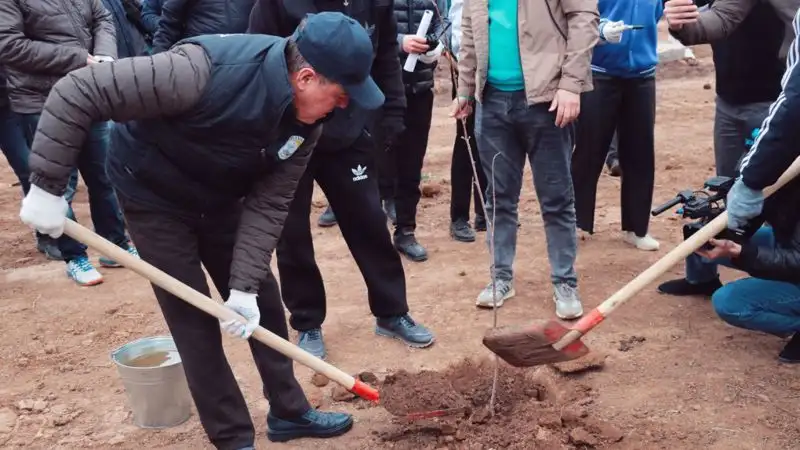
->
[66,256,104,286]
[623,232,660,251]
[553,283,583,319]
[476,280,515,308]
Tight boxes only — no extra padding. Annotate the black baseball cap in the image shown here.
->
[293,12,385,110]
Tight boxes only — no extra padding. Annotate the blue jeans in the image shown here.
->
[0,104,31,195]
[18,114,128,261]
[475,86,578,285]
[688,226,800,336]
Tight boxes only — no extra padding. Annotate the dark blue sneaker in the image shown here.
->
[267,409,353,442]
[298,328,326,359]
[376,314,434,348]
[317,206,337,227]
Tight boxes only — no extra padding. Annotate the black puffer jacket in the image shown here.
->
[734,177,800,284]
[152,0,255,52]
[0,68,8,110]
[394,0,444,94]
[0,0,117,114]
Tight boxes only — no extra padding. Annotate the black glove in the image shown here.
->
[380,116,406,149]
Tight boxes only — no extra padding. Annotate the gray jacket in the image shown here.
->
[672,0,800,58]
[0,0,117,114]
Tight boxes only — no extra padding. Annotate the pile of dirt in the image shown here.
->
[377,359,624,449]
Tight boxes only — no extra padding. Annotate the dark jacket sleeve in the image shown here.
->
[733,224,800,283]
[90,0,118,59]
[668,0,756,45]
[152,0,190,52]
[29,44,211,196]
[739,12,800,190]
[374,3,406,120]
[229,126,321,293]
[0,1,89,74]
[247,0,286,35]
[141,0,163,34]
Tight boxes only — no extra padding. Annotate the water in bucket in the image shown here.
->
[111,336,193,429]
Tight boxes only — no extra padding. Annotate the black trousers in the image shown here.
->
[275,135,409,332]
[448,78,487,223]
[120,197,310,450]
[571,74,656,236]
[380,89,435,232]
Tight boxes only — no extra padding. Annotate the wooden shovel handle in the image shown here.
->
[63,219,379,402]
[554,157,800,351]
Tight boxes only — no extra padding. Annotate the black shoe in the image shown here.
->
[607,160,622,177]
[297,328,326,359]
[317,206,337,228]
[376,313,435,348]
[474,214,487,232]
[36,235,63,261]
[657,277,722,297]
[267,409,353,442]
[394,230,428,262]
[450,219,476,242]
[779,334,800,364]
[383,198,397,225]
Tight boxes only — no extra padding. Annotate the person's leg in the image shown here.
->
[474,87,526,307]
[522,100,582,319]
[15,113,72,262]
[315,137,433,348]
[659,225,776,296]
[450,88,477,241]
[712,97,758,178]
[196,205,353,441]
[76,121,136,268]
[0,106,31,194]
[617,76,659,250]
[119,198,256,450]
[274,163,329,358]
[571,75,621,235]
[393,89,434,261]
[469,108,489,231]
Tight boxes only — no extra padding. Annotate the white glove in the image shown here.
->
[600,20,627,44]
[418,41,444,64]
[220,289,260,339]
[19,184,68,238]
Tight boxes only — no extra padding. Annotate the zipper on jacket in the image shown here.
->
[59,0,90,51]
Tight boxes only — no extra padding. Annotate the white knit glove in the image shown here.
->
[600,20,627,44]
[220,289,260,339]
[19,184,68,238]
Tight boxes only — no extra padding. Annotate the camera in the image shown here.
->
[651,175,760,249]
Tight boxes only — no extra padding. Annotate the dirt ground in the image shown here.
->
[2,44,800,450]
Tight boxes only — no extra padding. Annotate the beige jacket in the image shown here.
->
[457,0,599,105]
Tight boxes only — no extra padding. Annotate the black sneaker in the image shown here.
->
[779,334,800,364]
[657,277,722,297]
[317,206,337,228]
[450,219,476,242]
[36,235,63,261]
[267,409,353,442]
[297,328,326,359]
[393,230,428,262]
[376,313,435,348]
[474,214,487,232]
[607,160,622,177]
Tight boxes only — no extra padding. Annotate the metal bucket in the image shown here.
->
[111,335,193,428]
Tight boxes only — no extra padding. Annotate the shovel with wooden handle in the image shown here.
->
[63,219,380,402]
[483,157,800,368]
